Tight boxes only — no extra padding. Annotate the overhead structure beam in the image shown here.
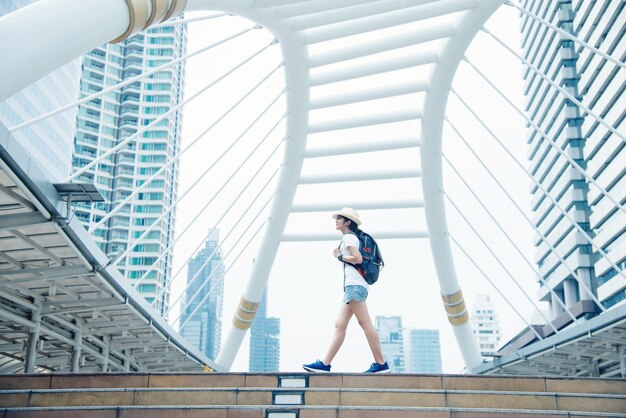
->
[282,231,428,241]
[305,136,420,158]
[308,109,422,133]
[272,0,382,18]
[0,212,48,231]
[309,80,428,109]
[291,0,441,29]
[292,199,424,212]
[300,169,421,184]
[310,50,439,86]
[0,184,36,210]
[10,230,65,266]
[303,0,478,44]
[309,23,456,66]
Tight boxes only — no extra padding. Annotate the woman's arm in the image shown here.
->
[339,245,363,265]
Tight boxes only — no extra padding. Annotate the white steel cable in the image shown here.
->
[448,233,545,341]
[135,116,286,291]
[133,93,285,287]
[442,154,578,323]
[446,118,609,313]
[482,27,626,145]
[506,1,626,72]
[153,181,278,309]
[174,216,271,329]
[163,144,284,315]
[461,56,626,217]
[444,192,558,334]
[10,26,259,133]
[446,119,604,309]
[115,93,285,268]
[158,187,277,312]
[91,63,283,234]
[68,40,277,184]
[152,13,228,28]
[451,89,624,295]
[169,188,277,320]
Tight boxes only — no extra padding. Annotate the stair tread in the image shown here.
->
[1,404,625,417]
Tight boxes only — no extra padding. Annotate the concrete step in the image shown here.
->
[0,387,625,414]
[0,405,625,418]
[1,373,624,417]
[1,373,625,395]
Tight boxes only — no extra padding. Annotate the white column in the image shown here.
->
[70,324,83,373]
[0,0,129,101]
[24,302,42,373]
[420,0,505,371]
[563,278,578,308]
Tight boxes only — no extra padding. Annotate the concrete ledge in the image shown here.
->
[1,405,626,418]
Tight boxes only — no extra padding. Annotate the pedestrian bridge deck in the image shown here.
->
[0,123,214,373]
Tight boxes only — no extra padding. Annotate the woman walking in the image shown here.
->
[303,208,390,373]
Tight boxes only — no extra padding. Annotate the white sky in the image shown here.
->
[170,4,544,373]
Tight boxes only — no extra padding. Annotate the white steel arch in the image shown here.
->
[0,0,512,372]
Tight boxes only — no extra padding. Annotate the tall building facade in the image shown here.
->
[572,0,625,310]
[71,23,187,313]
[0,0,81,181]
[470,294,502,358]
[179,230,224,360]
[406,329,442,373]
[376,316,405,373]
[249,289,280,372]
[521,0,625,319]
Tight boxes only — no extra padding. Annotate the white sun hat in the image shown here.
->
[331,207,362,226]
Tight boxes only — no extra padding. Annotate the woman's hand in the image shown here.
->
[333,248,341,258]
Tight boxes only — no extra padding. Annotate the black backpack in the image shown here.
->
[343,232,385,285]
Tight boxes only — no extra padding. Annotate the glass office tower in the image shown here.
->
[71,22,187,314]
[376,316,405,373]
[0,1,81,182]
[180,230,224,360]
[249,289,281,372]
[522,0,625,316]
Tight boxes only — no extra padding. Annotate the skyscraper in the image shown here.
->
[571,1,625,310]
[470,294,502,358]
[521,0,625,318]
[70,22,187,313]
[0,1,81,182]
[180,230,224,360]
[406,329,442,373]
[376,316,405,373]
[249,289,280,372]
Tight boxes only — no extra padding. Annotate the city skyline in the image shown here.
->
[0,0,623,374]
[249,289,280,372]
[180,229,224,360]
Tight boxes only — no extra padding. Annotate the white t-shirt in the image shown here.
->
[340,233,369,289]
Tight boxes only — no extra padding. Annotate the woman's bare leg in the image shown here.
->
[350,301,385,364]
[322,303,353,365]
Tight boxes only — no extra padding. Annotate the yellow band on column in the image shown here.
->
[163,0,189,22]
[441,289,464,305]
[441,290,469,325]
[232,296,260,330]
[448,312,469,325]
[144,0,170,29]
[112,0,151,43]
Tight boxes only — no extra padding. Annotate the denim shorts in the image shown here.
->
[343,285,368,304]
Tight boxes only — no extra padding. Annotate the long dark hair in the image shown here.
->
[339,215,362,235]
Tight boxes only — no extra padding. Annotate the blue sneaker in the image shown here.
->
[364,362,390,373]
[303,359,331,373]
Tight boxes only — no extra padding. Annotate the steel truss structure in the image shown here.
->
[0,124,215,373]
